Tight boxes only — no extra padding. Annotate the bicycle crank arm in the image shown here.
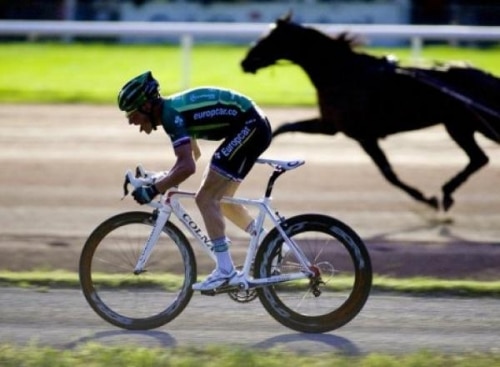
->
[200,283,241,296]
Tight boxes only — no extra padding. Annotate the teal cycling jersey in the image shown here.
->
[160,87,256,147]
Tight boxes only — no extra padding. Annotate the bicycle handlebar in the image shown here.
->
[122,164,169,198]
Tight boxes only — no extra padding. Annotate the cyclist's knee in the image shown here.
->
[195,190,218,212]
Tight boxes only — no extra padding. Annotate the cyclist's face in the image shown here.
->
[127,109,153,134]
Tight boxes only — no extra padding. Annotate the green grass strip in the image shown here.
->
[1,270,499,296]
[0,344,500,366]
[372,276,500,297]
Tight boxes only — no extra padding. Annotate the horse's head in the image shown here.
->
[241,12,362,76]
[241,12,302,74]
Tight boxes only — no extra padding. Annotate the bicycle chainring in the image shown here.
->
[226,265,258,303]
[227,288,258,303]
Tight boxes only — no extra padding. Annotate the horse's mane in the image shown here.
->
[327,29,396,71]
[299,23,364,52]
[334,32,366,49]
[300,23,388,67]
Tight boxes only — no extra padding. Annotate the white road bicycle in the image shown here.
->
[79,158,372,333]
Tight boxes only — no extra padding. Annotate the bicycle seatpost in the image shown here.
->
[264,167,287,198]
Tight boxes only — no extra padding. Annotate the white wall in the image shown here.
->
[121,1,410,25]
[119,0,410,45]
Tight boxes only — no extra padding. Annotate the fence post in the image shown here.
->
[180,33,193,90]
[410,36,423,65]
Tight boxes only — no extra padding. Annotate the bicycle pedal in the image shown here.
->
[199,283,239,296]
[200,289,217,296]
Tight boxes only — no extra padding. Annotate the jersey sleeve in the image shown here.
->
[161,107,191,148]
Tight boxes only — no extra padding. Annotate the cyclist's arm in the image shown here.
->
[154,142,196,193]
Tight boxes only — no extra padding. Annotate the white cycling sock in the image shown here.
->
[212,236,234,274]
[215,252,234,274]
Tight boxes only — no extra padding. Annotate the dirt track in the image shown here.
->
[1,104,499,279]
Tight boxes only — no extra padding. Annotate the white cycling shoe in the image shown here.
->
[192,268,238,291]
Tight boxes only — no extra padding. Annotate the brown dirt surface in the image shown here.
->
[1,104,499,280]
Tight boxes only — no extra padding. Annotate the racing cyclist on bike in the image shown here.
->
[117,71,272,291]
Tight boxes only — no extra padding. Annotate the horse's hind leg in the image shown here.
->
[360,139,439,209]
[272,118,338,138]
[441,126,489,211]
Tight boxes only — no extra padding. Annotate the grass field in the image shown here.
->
[1,42,500,105]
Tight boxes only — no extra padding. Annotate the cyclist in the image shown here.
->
[117,71,272,291]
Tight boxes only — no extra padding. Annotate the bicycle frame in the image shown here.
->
[127,158,314,290]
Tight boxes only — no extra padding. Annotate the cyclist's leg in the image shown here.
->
[193,169,239,291]
[195,169,235,269]
[221,181,256,231]
[196,168,232,240]
[200,165,253,232]
[194,111,271,290]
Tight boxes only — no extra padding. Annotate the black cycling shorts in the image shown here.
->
[210,108,272,181]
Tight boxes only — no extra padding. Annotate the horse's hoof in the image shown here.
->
[442,195,454,211]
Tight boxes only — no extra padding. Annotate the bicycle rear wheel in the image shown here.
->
[254,214,372,333]
[79,211,196,330]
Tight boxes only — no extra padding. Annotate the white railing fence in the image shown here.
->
[1,20,499,89]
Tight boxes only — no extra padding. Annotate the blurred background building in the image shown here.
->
[1,0,499,25]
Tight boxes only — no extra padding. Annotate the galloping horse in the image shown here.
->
[241,14,500,211]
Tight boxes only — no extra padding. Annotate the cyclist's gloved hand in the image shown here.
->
[132,185,159,205]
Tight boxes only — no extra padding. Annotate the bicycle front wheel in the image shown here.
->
[254,214,372,333]
[79,211,196,330]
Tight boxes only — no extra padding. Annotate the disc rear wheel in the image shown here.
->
[254,214,372,333]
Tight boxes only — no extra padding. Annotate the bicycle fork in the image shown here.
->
[133,207,172,275]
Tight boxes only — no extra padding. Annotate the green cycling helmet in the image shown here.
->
[117,71,160,114]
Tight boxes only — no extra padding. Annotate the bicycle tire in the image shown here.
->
[254,214,372,333]
[79,211,196,330]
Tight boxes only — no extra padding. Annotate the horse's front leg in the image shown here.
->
[272,117,338,138]
[441,127,489,211]
[359,139,439,210]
